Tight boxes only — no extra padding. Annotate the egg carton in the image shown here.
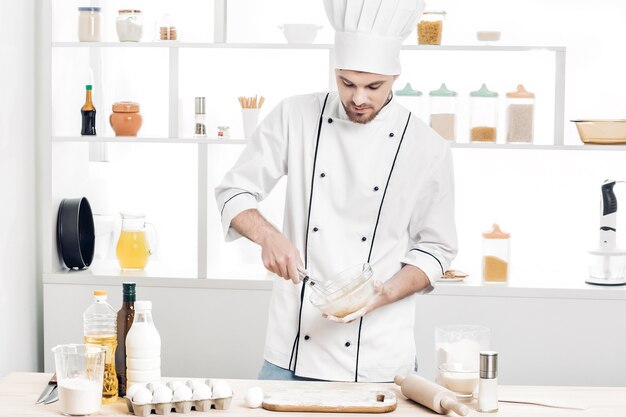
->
[124,395,233,417]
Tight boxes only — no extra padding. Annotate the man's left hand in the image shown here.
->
[323,281,386,323]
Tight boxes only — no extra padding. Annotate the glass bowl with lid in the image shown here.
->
[309,263,376,318]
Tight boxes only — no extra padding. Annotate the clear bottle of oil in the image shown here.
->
[84,290,119,402]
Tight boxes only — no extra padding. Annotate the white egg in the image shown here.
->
[152,386,173,403]
[132,387,153,404]
[244,386,264,408]
[166,381,183,392]
[126,384,144,400]
[172,385,193,402]
[211,380,232,398]
[192,383,212,400]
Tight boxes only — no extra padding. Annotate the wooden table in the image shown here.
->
[1,373,624,417]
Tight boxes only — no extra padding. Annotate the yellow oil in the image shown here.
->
[116,230,150,270]
[85,334,118,402]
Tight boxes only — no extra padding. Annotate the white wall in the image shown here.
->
[0,0,39,377]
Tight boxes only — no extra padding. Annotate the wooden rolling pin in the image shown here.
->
[394,374,469,416]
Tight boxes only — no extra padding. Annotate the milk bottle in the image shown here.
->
[126,300,161,388]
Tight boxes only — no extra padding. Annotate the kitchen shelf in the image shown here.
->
[52,136,247,144]
[449,142,626,151]
[52,42,565,52]
[52,136,626,151]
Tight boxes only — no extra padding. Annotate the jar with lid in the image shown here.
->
[395,83,425,122]
[505,84,535,143]
[110,102,143,137]
[470,84,499,142]
[429,83,457,141]
[482,224,510,283]
[417,11,446,45]
[116,10,143,42]
[78,7,102,42]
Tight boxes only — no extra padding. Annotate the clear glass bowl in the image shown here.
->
[309,263,375,318]
[438,363,479,398]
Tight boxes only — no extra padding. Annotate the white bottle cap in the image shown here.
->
[135,300,152,311]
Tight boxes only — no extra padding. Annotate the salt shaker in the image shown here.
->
[482,224,510,283]
[194,97,207,138]
[470,84,499,143]
[429,83,457,141]
[505,84,535,143]
[478,351,498,413]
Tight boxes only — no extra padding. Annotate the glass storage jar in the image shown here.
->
[116,10,143,42]
[395,83,425,122]
[418,11,446,45]
[470,84,499,142]
[78,7,102,42]
[482,224,510,283]
[505,84,535,143]
[429,83,457,141]
[159,13,178,41]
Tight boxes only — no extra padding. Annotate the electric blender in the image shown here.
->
[587,179,626,285]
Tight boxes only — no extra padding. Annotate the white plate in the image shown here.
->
[436,278,467,282]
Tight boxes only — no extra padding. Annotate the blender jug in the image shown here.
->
[116,212,157,270]
[51,344,106,416]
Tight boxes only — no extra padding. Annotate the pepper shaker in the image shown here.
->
[478,351,498,413]
[194,97,207,138]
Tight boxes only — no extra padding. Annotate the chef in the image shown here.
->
[215,0,457,382]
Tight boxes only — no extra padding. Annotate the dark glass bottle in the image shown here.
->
[81,84,96,135]
[115,282,136,397]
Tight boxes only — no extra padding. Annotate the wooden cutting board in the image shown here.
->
[262,389,397,413]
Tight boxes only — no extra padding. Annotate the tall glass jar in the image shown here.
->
[78,7,102,42]
[418,11,446,45]
[116,10,143,42]
[506,84,535,143]
[482,224,510,283]
[429,83,457,141]
[470,84,499,142]
[395,83,425,122]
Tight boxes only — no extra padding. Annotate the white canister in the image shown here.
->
[78,7,101,42]
[116,10,144,42]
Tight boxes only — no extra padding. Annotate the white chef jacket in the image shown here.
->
[215,92,457,382]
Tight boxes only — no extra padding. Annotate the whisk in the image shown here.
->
[297,267,334,296]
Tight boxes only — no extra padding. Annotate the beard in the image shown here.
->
[342,103,381,124]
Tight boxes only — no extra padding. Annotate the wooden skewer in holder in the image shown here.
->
[394,374,469,416]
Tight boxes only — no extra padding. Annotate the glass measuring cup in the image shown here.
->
[115,212,157,270]
[51,344,106,415]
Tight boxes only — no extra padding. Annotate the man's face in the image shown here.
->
[335,70,397,124]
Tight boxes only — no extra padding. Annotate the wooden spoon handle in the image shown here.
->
[440,397,469,416]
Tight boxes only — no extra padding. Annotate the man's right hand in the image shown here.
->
[259,230,304,284]
[230,209,304,285]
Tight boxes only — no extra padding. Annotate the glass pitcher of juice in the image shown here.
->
[116,213,156,270]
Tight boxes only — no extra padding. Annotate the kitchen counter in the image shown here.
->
[1,373,624,417]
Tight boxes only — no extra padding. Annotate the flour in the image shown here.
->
[58,377,102,415]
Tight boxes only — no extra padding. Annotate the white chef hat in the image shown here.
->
[324,0,425,75]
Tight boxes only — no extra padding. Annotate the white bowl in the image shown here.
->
[278,24,322,44]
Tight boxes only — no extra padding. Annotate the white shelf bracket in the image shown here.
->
[214,0,228,43]
[554,49,566,145]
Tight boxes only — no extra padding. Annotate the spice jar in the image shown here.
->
[417,11,446,45]
[505,84,535,143]
[470,84,499,142]
[482,224,510,283]
[217,126,231,139]
[159,14,178,41]
[395,83,425,122]
[116,10,143,42]
[78,7,102,42]
[110,102,143,137]
[429,83,457,141]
